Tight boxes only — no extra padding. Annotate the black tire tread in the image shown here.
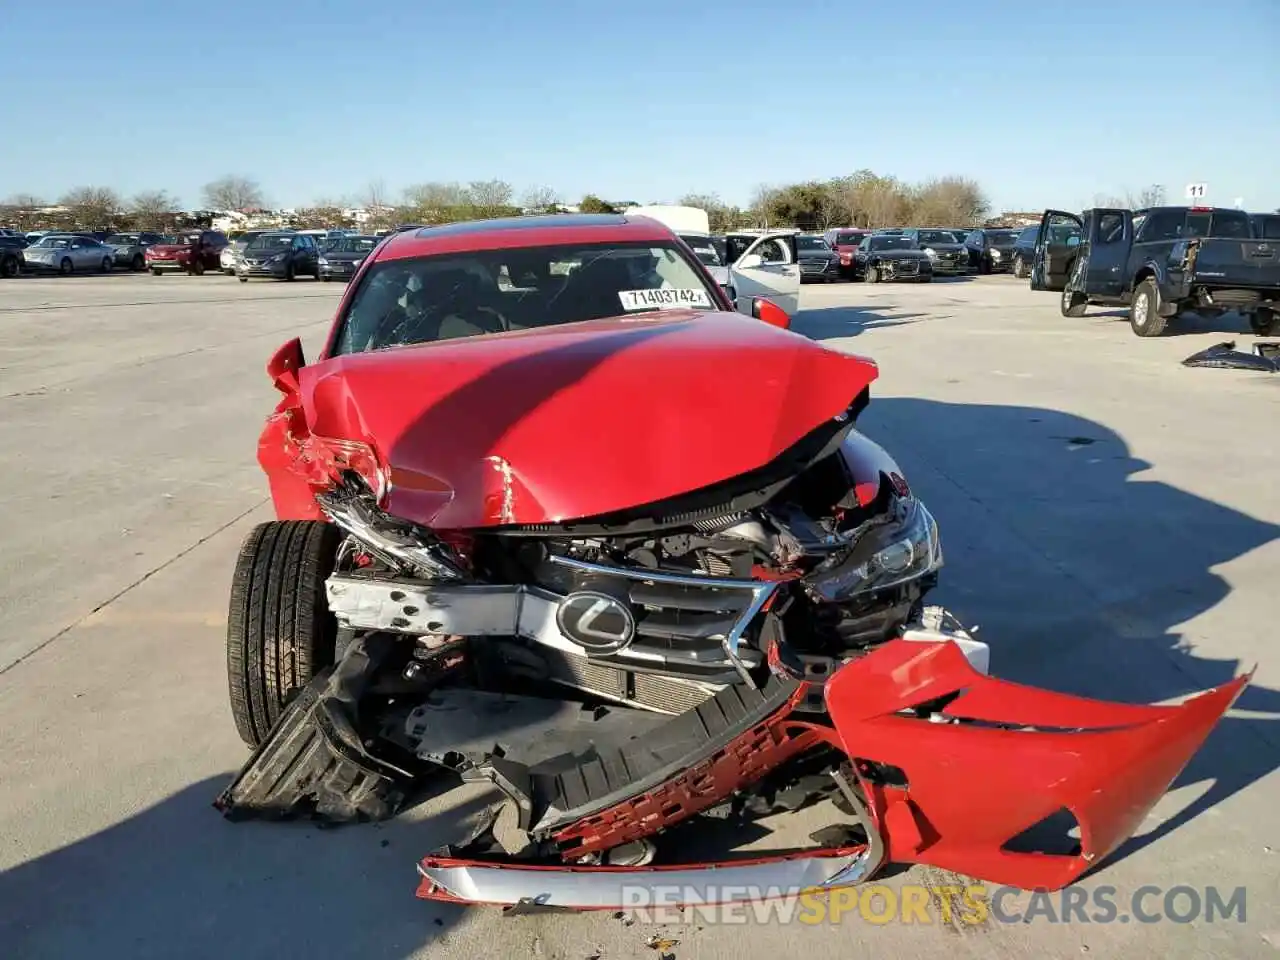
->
[227,520,341,747]
[1130,278,1168,337]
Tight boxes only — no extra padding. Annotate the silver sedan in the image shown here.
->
[21,235,116,275]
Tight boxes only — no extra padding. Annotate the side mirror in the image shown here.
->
[751,297,790,329]
[737,252,764,270]
[267,337,305,396]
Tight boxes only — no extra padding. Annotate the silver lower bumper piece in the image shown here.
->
[418,846,877,910]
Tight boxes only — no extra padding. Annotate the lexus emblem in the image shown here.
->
[556,591,636,653]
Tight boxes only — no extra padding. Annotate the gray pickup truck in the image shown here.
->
[1032,206,1280,337]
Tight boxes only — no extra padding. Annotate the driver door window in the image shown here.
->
[756,238,787,264]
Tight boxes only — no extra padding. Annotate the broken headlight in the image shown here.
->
[804,499,942,602]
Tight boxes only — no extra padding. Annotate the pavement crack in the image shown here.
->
[0,497,268,677]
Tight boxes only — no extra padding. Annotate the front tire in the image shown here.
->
[226,520,343,748]
[1061,284,1087,317]
[1129,278,1167,337]
[101,257,112,273]
[865,263,879,284]
[151,267,162,276]
[60,257,73,276]
[0,256,18,279]
[284,262,296,282]
[1012,255,1028,279]
[131,254,144,271]
[192,261,205,276]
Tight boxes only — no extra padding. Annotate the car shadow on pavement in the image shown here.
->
[792,305,930,341]
[861,397,1280,873]
[0,774,488,960]
[1078,306,1258,336]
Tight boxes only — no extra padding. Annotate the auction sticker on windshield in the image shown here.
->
[618,288,713,311]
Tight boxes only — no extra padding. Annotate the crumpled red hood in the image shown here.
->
[296,311,877,529]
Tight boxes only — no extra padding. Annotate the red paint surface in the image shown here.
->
[824,639,1249,889]
[263,311,877,528]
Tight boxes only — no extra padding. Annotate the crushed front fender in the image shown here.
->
[824,638,1251,890]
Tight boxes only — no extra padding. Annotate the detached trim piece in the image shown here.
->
[1181,340,1279,372]
[417,844,877,910]
[215,635,413,822]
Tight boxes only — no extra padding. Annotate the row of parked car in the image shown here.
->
[802,226,1034,282]
[0,226,381,282]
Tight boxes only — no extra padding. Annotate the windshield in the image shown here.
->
[916,231,957,245]
[987,231,1018,245]
[330,236,378,253]
[246,235,295,252]
[334,240,719,355]
[869,236,915,251]
[678,234,722,266]
[797,236,830,252]
[106,234,138,244]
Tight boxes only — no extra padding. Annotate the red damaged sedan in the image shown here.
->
[217,214,1247,910]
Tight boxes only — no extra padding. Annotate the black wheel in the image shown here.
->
[865,263,879,284]
[284,262,296,282]
[226,520,343,748]
[1060,284,1087,317]
[1249,307,1278,337]
[321,274,332,282]
[1129,278,1167,337]
[192,260,205,276]
[101,257,112,273]
[0,255,18,279]
[60,257,73,276]
[919,274,933,283]
[239,276,249,283]
[151,267,163,276]
[131,254,144,271]
[1012,255,1028,279]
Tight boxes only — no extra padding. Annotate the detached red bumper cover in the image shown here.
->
[826,639,1250,890]
[416,639,1248,907]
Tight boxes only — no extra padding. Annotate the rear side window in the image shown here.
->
[1136,210,1184,242]
[1096,213,1126,244]
[1256,217,1280,240]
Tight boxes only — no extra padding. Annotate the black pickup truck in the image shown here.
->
[1031,206,1280,337]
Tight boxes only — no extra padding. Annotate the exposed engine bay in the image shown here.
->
[314,419,941,719]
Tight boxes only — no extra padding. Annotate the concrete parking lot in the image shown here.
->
[1,272,1278,959]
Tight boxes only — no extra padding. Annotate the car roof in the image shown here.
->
[376,213,674,262]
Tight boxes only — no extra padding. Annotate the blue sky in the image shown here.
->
[2,0,1277,214]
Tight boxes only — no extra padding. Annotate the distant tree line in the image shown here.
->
[1,171,1173,235]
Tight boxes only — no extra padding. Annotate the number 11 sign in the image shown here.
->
[1185,183,1208,200]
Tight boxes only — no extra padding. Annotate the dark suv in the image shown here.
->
[964,228,1020,273]
[1010,226,1039,279]
[237,232,321,282]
